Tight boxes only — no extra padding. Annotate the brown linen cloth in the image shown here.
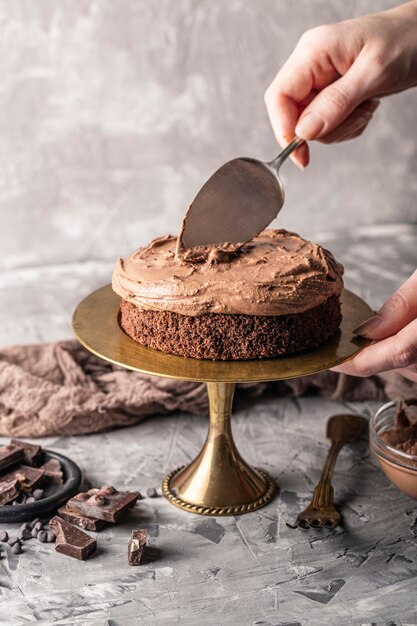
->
[0,340,415,437]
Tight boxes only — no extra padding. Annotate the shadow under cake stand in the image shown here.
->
[72,285,371,517]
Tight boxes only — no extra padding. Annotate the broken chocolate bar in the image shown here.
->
[67,486,139,524]
[128,529,148,566]
[49,516,96,561]
[0,444,24,472]
[40,459,63,484]
[0,465,44,493]
[10,439,42,466]
[58,504,107,531]
[0,479,21,505]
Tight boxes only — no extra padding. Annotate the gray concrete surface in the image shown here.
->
[0,225,416,625]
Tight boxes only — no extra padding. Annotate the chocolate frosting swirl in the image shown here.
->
[112,229,344,317]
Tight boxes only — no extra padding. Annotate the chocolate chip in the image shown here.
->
[31,528,38,538]
[136,491,143,500]
[37,530,47,543]
[34,522,43,531]
[31,517,42,527]
[26,497,35,504]
[20,523,31,531]
[32,489,44,501]
[146,488,158,498]
[11,543,22,555]
[0,531,8,542]
[8,536,20,546]
[46,531,56,543]
[19,528,32,540]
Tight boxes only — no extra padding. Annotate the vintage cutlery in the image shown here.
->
[178,137,304,251]
[296,414,368,529]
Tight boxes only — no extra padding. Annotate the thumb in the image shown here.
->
[354,270,417,340]
[295,61,372,140]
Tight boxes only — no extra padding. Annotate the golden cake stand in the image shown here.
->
[72,285,371,516]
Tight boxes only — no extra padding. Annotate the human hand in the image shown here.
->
[264,1,417,168]
[332,271,417,382]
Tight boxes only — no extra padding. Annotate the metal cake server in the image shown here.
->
[296,414,368,530]
[178,137,304,250]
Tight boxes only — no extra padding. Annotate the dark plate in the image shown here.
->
[0,450,83,523]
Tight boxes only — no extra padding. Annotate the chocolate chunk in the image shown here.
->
[0,530,8,542]
[11,543,22,555]
[0,444,24,472]
[67,486,139,524]
[38,530,47,543]
[31,517,42,527]
[128,529,148,566]
[31,528,38,538]
[0,479,21,505]
[34,522,43,531]
[46,531,56,543]
[32,489,44,501]
[40,459,63,485]
[146,487,158,498]
[1,465,45,493]
[58,504,107,531]
[10,439,42,466]
[20,522,31,531]
[49,516,96,561]
[382,400,417,452]
[26,496,35,504]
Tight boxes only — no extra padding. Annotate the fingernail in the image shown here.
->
[295,112,325,140]
[353,314,382,337]
[290,154,306,170]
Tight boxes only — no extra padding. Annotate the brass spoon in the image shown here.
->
[296,414,368,530]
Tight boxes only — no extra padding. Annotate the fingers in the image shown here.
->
[398,364,417,384]
[264,40,327,169]
[295,55,375,140]
[354,270,417,339]
[318,99,379,144]
[332,317,417,377]
[290,142,310,170]
[264,90,310,169]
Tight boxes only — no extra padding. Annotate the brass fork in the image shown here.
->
[296,414,368,530]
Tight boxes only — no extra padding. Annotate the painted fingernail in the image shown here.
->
[295,112,325,140]
[353,314,382,337]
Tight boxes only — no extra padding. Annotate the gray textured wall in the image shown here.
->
[1,0,416,272]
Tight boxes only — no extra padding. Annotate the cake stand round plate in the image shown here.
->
[73,285,371,383]
[73,285,372,516]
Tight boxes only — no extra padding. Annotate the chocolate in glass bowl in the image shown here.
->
[370,400,417,499]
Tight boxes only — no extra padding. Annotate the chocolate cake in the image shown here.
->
[112,229,344,360]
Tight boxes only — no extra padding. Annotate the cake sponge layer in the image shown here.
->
[119,295,342,361]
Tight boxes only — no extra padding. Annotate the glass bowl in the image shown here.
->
[370,400,417,500]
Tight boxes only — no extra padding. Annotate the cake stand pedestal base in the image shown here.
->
[72,285,372,517]
[162,382,275,516]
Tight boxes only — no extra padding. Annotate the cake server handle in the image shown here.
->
[268,137,305,173]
